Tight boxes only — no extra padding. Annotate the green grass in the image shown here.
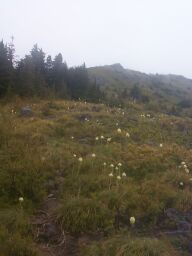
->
[1,98,192,255]
[81,235,178,256]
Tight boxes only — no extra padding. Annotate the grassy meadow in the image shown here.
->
[1,98,192,255]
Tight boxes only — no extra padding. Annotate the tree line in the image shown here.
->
[0,39,104,102]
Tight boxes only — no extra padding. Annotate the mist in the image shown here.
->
[1,0,192,78]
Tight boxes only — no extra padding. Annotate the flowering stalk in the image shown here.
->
[77,157,83,176]
[19,197,24,211]
[103,162,107,172]
[91,153,96,169]
[108,172,113,190]
[130,216,136,229]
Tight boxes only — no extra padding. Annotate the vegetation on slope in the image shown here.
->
[89,64,192,115]
[1,98,192,255]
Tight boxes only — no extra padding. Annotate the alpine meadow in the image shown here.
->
[1,1,192,255]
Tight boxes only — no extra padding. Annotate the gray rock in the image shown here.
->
[20,106,33,117]
[188,241,192,253]
[39,223,58,241]
[77,114,92,121]
[165,208,179,219]
[92,106,101,112]
[177,221,191,231]
[44,223,57,238]
[47,193,54,198]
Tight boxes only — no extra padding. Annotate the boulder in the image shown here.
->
[20,106,33,117]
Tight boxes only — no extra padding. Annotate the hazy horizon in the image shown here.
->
[1,0,192,78]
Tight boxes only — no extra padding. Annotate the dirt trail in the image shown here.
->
[31,192,80,256]
[31,188,192,256]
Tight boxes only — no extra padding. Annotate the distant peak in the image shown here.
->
[110,63,124,70]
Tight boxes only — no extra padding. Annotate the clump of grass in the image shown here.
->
[176,190,192,211]
[0,208,38,256]
[81,235,178,256]
[56,196,111,234]
[0,143,46,202]
[0,229,38,256]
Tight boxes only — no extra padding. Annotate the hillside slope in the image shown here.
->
[88,64,192,114]
[1,99,192,255]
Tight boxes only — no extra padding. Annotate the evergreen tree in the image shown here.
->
[45,55,54,88]
[0,39,104,101]
[0,40,13,96]
[52,53,68,97]
[130,84,142,100]
[67,64,89,100]
[15,44,47,96]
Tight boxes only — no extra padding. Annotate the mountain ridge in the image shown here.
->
[88,63,192,115]
[89,63,192,81]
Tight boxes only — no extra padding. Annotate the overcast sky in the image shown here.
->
[1,0,192,78]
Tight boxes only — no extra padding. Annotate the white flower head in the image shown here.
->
[41,156,46,161]
[91,153,96,158]
[185,168,190,174]
[126,132,130,138]
[95,136,99,141]
[73,154,77,158]
[109,173,113,177]
[19,197,24,203]
[183,164,187,168]
[110,164,114,168]
[181,161,186,165]
[122,172,127,177]
[78,157,83,162]
[117,175,121,180]
[71,136,74,140]
[115,166,119,171]
[117,128,122,133]
[103,162,107,166]
[159,143,163,148]
[130,216,135,225]
[118,163,122,167]
[107,138,112,142]
[116,122,119,126]
[179,181,184,186]
[100,135,104,139]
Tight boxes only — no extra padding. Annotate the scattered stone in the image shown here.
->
[165,208,179,219]
[39,223,58,241]
[188,241,192,253]
[177,221,191,231]
[48,193,54,198]
[91,106,101,112]
[20,106,33,117]
[76,114,92,121]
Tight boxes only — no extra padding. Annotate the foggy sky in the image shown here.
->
[1,0,192,78]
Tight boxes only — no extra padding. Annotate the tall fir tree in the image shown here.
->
[0,40,13,96]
